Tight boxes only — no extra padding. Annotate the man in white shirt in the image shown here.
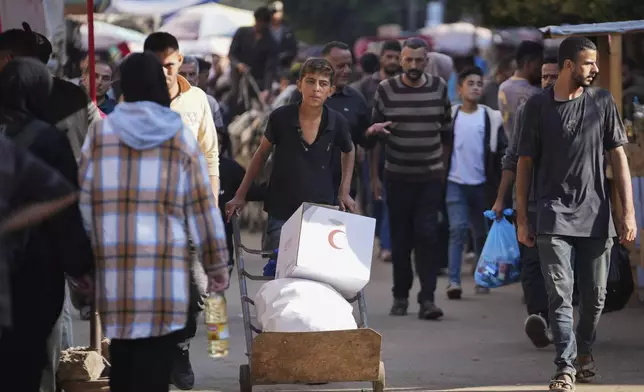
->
[445,66,505,300]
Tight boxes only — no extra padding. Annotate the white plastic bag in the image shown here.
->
[254,278,357,332]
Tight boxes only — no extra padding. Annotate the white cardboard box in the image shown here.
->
[275,203,376,298]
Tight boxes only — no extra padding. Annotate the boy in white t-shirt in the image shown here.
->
[445,66,506,300]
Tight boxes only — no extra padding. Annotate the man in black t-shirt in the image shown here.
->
[225,58,357,250]
[516,37,636,391]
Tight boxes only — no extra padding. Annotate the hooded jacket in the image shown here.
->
[80,101,228,340]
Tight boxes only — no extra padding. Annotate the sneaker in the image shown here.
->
[379,249,392,262]
[446,282,462,300]
[525,314,551,348]
[170,347,195,390]
[418,301,444,320]
[475,285,490,294]
[575,355,597,383]
[389,298,408,316]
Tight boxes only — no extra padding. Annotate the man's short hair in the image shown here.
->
[360,53,379,74]
[557,36,596,69]
[197,57,211,73]
[543,56,558,66]
[182,55,199,72]
[254,6,272,23]
[496,55,515,73]
[458,66,483,85]
[144,32,179,53]
[402,37,429,51]
[381,40,402,55]
[299,58,335,84]
[515,40,544,68]
[321,41,349,56]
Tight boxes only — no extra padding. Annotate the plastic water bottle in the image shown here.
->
[205,292,229,358]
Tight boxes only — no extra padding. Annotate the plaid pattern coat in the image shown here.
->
[79,118,228,340]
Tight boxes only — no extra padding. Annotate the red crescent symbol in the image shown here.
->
[328,229,345,250]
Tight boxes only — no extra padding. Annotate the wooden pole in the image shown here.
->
[609,33,623,117]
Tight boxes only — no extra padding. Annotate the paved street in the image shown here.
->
[71,232,644,392]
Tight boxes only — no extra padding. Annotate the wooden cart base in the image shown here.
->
[58,378,110,392]
[241,329,385,391]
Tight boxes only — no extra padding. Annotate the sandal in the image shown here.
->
[575,356,597,383]
[549,373,575,391]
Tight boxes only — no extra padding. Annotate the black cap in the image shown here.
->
[0,22,52,64]
[22,22,53,64]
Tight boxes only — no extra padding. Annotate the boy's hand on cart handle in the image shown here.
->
[225,196,246,222]
[338,193,356,213]
[208,268,230,293]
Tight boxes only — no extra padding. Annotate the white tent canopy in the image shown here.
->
[420,22,492,56]
[106,0,215,16]
[158,3,254,40]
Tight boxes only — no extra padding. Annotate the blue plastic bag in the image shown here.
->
[474,209,521,289]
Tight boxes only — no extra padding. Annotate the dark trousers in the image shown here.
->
[537,235,612,376]
[0,326,49,392]
[519,211,549,321]
[386,178,444,303]
[109,332,179,392]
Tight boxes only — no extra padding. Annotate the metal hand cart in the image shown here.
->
[231,216,385,391]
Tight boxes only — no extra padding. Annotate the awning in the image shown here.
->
[540,20,644,38]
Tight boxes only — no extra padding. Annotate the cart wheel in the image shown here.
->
[239,364,252,392]
[372,361,385,392]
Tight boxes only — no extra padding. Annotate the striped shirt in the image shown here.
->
[372,74,452,182]
[79,120,228,340]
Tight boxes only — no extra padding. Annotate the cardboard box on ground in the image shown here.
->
[275,203,376,298]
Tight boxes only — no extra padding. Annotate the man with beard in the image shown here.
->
[81,60,117,114]
[516,36,635,391]
[498,40,543,141]
[371,38,452,320]
[352,40,401,112]
[492,57,559,349]
[289,41,389,199]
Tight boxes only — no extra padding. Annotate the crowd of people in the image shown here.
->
[0,5,638,392]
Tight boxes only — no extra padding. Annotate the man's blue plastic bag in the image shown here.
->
[474,209,521,289]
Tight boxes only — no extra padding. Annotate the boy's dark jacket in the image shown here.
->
[444,104,507,206]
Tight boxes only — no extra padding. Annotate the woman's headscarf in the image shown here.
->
[119,52,171,107]
[0,57,53,123]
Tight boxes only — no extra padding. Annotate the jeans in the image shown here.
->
[537,235,613,376]
[445,181,488,285]
[520,211,549,321]
[40,284,74,392]
[262,217,286,251]
[110,332,179,392]
[373,190,392,251]
[175,245,208,351]
[386,178,444,303]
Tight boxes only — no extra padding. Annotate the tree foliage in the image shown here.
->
[282,0,644,44]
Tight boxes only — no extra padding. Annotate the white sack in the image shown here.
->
[254,278,357,332]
